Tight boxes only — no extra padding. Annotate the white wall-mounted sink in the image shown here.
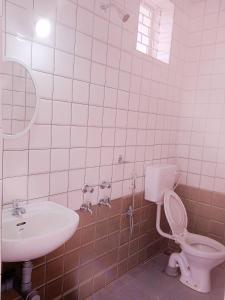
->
[2,201,79,262]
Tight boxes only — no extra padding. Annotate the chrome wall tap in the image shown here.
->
[82,184,94,193]
[99,181,111,189]
[80,201,93,214]
[12,200,26,216]
[98,196,111,208]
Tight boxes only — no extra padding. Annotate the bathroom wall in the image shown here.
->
[1,0,188,210]
[176,0,225,244]
[178,0,225,193]
[176,184,225,245]
[0,0,190,298]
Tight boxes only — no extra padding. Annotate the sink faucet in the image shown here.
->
[99,196,111,208]
[12,200,26,216]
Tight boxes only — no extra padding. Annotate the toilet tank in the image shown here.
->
[145,164,177,204]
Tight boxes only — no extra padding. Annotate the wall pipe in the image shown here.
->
[1,261,40,300]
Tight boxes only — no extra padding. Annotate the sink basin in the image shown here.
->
[2,201,79,262]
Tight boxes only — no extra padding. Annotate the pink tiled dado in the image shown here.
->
[1,0,225,299]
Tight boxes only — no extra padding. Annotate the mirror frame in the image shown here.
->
[1,57,40,139]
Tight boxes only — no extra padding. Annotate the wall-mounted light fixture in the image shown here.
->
[35,18,51,38]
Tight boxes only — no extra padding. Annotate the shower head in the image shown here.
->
[100,2,130,23]
[122,13,130,22]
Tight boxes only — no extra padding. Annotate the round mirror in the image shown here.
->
[0,59,39,139]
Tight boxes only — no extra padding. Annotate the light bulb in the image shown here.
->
[35,19,51,38]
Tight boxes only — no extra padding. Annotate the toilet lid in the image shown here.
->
[164,190,188,235]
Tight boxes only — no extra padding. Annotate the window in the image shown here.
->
[136,0,174,64]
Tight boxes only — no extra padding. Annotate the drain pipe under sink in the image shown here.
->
[2,261,40,300]
[20,261,40,300]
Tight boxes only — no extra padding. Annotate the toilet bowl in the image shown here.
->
[144,164,225,293]
[163,190,225,293]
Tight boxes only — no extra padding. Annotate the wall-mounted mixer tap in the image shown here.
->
[82,184,94,193]
[99,181,111,189]
[80,201,93,214]
[12,200,26,216]
[98,196,111,208]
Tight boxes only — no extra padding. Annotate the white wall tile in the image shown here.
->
[29,149,50,174]
[3,176,27,203]
[75,31,92,59]
[53,101,71,125]
[68,168,85,191]
[30,124,51,149]
[32,43,54,73]
[72,103,88,125]
[102,128,115,147]
[10,0,33,9]
[87,127,102,147]
[76,6,93,35]
[108,23,121,48]
[36,99,52,124]
[28,173,49,199]
[92,39,107,64]
[71,126,87,147]
[107,46,120,68]
[117,90,129,110]
[105,67,118,88]
[50,171,68,194]
[50,192,68,207]
[51,149,69,171]
[86,148,100,167]
[85,166,99,186]
[3,150,28,177]
[70,148,86,169]
[52,125,70,148]
[68,190,83,210]
[104,87,117,108]
[88,106,102,127]
[93,15,108,42]
[101,147,114,165]
[57,0,77,28]
[55,50,74,77]
[74,56,91,81]
[34,0,57,19]
[78,0,94,11]
[54,76,73,101]
[32,71,53,98]
[89,84,104,106]
[73,80,89,104]
[56,24,75,53]
[6,34,31,66]
[103,108,116,127]
[6,2,33,38]
[91,62,106,85]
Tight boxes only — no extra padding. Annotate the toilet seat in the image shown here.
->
[164,190,225,260]
[164,190,188,236]
[181,232,225,260]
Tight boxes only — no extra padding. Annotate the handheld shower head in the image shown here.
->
[100,2,130,23]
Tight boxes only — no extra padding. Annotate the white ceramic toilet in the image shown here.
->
[145,164,225,293]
